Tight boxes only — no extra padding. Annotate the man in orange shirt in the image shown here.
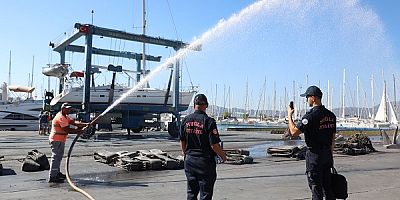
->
[48,103,88,183]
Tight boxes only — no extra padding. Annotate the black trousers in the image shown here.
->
[305,149,335,200]
[184,154,217,200]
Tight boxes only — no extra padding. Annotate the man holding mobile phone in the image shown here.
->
[287,86,337,200]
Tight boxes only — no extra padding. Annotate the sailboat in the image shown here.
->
[0,54,42,131]
[336,70,376,130]
[0,94,42,131]
[49,84,195,108]
[374,81,398,128]
[46,1,196,114]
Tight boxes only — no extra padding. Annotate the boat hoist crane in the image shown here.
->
[48,23,200,137]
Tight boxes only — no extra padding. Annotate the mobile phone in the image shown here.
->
[289,101,294,109]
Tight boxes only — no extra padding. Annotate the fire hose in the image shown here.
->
[64,116,226,199]
[65,117,100,200]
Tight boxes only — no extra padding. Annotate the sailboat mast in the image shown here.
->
[371,73,375,119]
[393,74,397,112]
[263,76,266,119]
[245,78,248,114]
[31,56,35,87]
[8,51,11,86]
[210,83,214,116]
[327,80,330,110]
[330,87,333,112]
[384,81,388,122]
[382,69,386,121]
[305,75,308,113]
[223,85,226,114]
[215,84,218,117]
[273,81,276,119]
[342,69,346,119]
[228,86,231,115]
[357,74,360,119]
[29,56,35,99]
[284,87,287,111]
[292,80,296,119]
[141,0,147,82]
[297,84,301,119]
[279,96,282,119]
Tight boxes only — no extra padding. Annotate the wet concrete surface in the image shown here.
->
[1,130,400,199]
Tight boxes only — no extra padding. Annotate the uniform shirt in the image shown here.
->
[179,110,221,158]
[296,105,336,150]
[49,112,73,143]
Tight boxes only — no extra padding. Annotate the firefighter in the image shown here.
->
[287,86,336,200]
[179,94,227,200]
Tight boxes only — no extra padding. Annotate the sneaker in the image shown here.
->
[48,177,65,183]
[57,172,66,180]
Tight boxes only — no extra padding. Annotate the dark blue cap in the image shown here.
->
[300,86,323,98]
[194,94,208,105]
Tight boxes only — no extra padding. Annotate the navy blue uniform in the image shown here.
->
[296,105,336,200]
[180,110,221,200]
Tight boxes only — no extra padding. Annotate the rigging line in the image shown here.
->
[97,52,100,66]
[180,58,182,91]
[93,71,101,81]
[145,45,150,70]
[51,27,71,43]
[165,0,180,40]
[255,80,265,116]
[47,47,52,65]
[121,40,126,66]
[182,56,194,89]
[71,52,74,67]
[362,90,370,117]
[345,80,356,116]
[68,51,71,65]
[113,39,117,64]
[108,38,113,63]
[117,38,122,65]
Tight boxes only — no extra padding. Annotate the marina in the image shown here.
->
[1,130,400,199]
[1,0,400,199]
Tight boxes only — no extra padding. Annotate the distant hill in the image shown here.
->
[183,101,400,120]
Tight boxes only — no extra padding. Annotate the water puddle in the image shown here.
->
[247,140,305,158]
[246,135,383,158]
[369,136,382,143]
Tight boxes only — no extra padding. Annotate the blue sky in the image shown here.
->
[0,0,399,112]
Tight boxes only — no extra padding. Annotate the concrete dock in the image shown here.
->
[1,130,399,200]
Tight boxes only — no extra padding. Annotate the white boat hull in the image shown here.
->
[50,86,195,109]
[0,120,39,131]
[0,101,42,131]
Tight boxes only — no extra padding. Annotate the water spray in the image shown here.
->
[65,0,271,199]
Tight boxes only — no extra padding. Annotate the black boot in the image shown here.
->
[48,176,64,183]
[57,172,66,180]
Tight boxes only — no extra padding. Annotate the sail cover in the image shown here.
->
[8,85,35,93]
